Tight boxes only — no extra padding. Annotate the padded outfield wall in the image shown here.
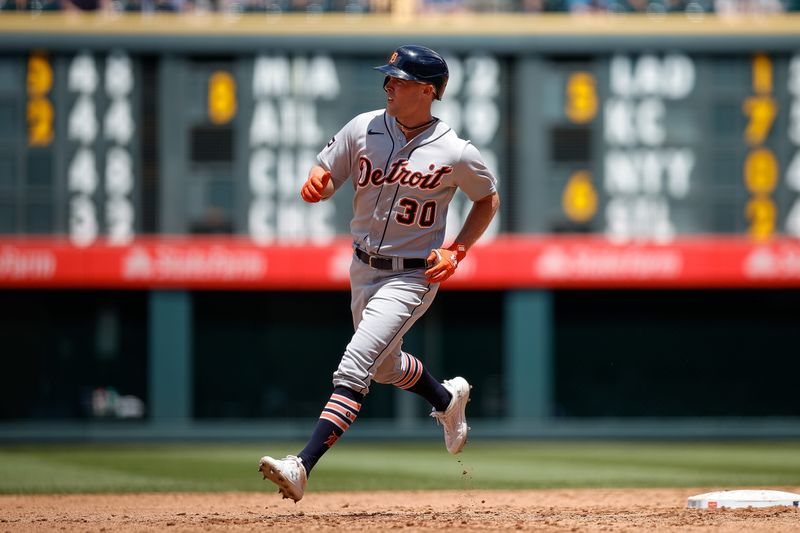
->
[1,13,800,440]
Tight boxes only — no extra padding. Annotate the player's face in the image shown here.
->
[384,77,432,117]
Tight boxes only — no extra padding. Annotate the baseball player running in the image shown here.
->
[259,44,500,502]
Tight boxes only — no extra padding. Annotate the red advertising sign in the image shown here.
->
[2,235,800,289]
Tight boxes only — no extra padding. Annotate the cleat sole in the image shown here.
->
[259,456,305,502]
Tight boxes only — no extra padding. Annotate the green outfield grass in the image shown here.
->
[0,441,799,494]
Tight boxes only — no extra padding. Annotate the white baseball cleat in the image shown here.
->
[430,376,472,454]
[258,455,307,502]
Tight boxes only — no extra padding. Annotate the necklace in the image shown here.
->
[396,117,437,132]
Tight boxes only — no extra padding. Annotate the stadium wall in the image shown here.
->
[1,13,800,441]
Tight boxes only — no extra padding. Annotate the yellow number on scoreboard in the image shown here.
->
[27,53,54,147]
[208,71,237,125]
[27,98,54,147]
[744,147,779,195]
[752,54,773,95]
[745,196,776,241]
[27,54,53,97]
[565,72,597,124]
[562,170,598,223]
[743,96,777,146]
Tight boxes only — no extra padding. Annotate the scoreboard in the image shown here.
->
[526,52,800,242]
[1,13,800,288]
[3,50,141,242]
[156,51,507,244]
[3,49,507,243]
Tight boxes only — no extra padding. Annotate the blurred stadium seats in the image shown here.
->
[1,0,797,15]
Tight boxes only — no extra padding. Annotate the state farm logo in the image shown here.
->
[536,245,682,279]
[122,245,266,281]
[744,245,800,278]
[123,247,154,279]
[0,245,56,279]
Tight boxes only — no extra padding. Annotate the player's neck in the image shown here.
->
[395,115,436,140]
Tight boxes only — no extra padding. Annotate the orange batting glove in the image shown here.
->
[425,243,467,283]
[300,167,332,203]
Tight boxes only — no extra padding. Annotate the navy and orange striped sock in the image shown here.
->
[394,352,452,412]
[297,386,363,476]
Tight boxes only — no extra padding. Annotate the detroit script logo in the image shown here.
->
[357,156,452,190]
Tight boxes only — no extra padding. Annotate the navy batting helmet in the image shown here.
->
[374,45,449,100]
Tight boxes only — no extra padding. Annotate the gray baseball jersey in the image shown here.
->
[319,109,497,395]
[318,109,497,259]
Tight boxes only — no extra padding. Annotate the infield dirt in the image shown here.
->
[2,488,800,532]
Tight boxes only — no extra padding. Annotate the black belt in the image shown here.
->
[355,248,427,270]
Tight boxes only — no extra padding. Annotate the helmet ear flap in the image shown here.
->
[436,76,449,100]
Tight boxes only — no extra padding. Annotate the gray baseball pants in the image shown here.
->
[332,254,439,395]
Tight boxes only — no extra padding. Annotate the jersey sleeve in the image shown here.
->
[453,142,498,201]
[316,115,359,191]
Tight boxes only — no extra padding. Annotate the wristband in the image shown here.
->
[447,243,467,262]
